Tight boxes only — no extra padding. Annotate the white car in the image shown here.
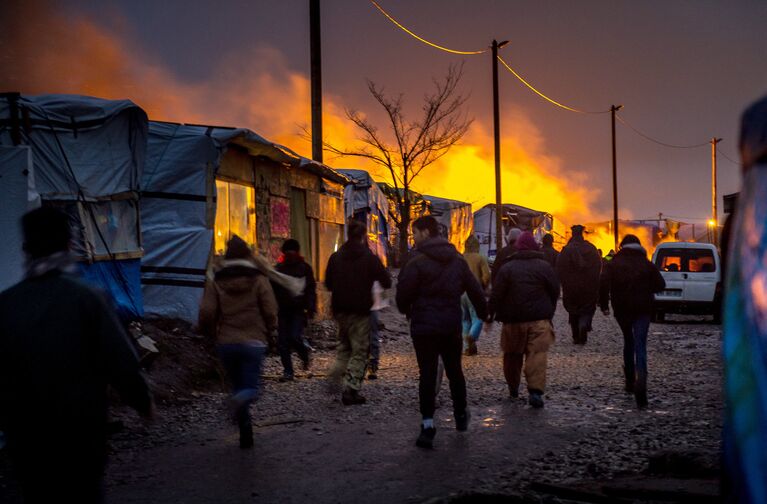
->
[651,242,722,323]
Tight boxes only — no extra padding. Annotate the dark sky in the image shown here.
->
[11,0,767,223]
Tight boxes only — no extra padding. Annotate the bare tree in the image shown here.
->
[324,64,472,264]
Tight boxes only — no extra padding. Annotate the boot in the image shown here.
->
[455,410,471,431]
[463,336,472,355]
[367,363,378,380]
[415,426,436,449]
[239,422,254,449]
[341,387,367,406]
[467,339,478,356]
[528,390,544,409]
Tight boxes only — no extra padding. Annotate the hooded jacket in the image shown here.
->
[396,237,488,337]
[599,244,666,319]
[274,252,317,316]
[556,236,602,314]
[490,250,560,323]
[463,236,491,289]
[198,259,278,345]
[324,240,392,315]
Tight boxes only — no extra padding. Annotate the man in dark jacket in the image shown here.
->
[396,216,487,449]
[490,232,560,408]
[325,220,392,405]
[556,225,602,344]
[541,233,559,268]
[274,239,317,381]
[491,227,522,282]
[0,207,153,503]
[599,234,665,409]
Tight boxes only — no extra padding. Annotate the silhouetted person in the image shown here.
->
[491,227,522,282]
[461,235,490,355]
[199,235,278,448]
[541,233,559,269]
[396,216,487,449]
[325,220,391,405]
[0,207,153,503]
[556,225,602,344]
[599,234,665,409]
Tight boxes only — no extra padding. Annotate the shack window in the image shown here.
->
[215,180,256,255]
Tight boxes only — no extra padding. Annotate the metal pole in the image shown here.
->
[611,105,622,251]
[711,137,721,245]
[310,0,323,163]
[492,40,503,254]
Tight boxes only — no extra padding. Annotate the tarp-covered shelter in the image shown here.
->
[0,93,147,319]
[337,169,389,265]
[473,203,553,260]
[141,122,348,321]
[377,183,430,265]
[424,195,472,254]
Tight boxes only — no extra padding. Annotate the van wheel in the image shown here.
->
[653,311,665,323]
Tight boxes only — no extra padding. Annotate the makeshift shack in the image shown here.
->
[337,169,390,265]
[473,203,554,261]
[377,182,430,265]
[424,195,473,254]
[140,122,348,322]
[0,93,147,319]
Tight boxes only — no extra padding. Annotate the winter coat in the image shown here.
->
[490,250,560,323]
[324,240,392,315]
[274,253,317,317]
[198,259,279,345]
[599,245,666,319]
[0,271,151,460]
[463,252,491,289]
[556,237,602,315]
[396,237,488,337]
[491,244,516,282]
[542,244,559,269]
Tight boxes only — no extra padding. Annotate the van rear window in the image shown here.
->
[655,248,716,273]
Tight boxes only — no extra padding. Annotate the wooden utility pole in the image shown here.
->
[310,0,323,163]
[492,40,508,255]
[610,105,622,251]
[711,137,722,245]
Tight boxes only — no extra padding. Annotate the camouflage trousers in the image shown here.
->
[329,313,371,391]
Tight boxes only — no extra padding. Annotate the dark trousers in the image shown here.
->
[569,307,595,344]
[412,332,467,419]
[616,315,650,398]
[217,343,266,436]
[278,309,309,375]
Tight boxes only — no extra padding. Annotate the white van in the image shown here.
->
[651,242,722,323]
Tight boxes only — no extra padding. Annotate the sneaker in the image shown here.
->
[279,373,294,383]
[341,387,367,406]
[367,364,378,380]
[455,410,471,431]
[415,426,436,449]
[529,391,544,409]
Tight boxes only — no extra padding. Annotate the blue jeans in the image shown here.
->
[369,310,381,366]
[461,294,483,344]
[217,343,266,428]
[616,315,650,395]
[278,309,309,376]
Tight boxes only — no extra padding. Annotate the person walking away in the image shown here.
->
[599,234,665,409]
[396,216,488,449]
[556,224,602,345]
[367,280,387,380]
[462,235,490,355]
[541,233,559,269]
[273,239,316,382]
[491,227,522,282]
[489,232,559,408]
[199,235,278,448]
[0,207,153,503]
[325,220,392,405]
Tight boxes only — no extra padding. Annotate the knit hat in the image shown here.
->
[224,235,252,259]
[620,234,641,248]
[515,231,539,251]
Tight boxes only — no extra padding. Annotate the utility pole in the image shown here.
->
[610,105,623,251]
[711,137,722,245]
[310,0,323,163]
[492,40,509,255]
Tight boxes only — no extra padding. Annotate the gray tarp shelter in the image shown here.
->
[424,195,473,254]
[337,169,390,265]
[0,94,147,318]
[473,203,553,261]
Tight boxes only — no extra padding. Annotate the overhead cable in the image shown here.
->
[369,0,488,55]
[615,114,709,149]
[497,56,611,114]
[717,147,742,166]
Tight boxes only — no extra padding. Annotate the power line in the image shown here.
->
[616,114,709,149]
[497,56,611,114]
[717,147,741,166]
[369,0,488,55]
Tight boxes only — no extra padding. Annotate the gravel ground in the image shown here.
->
[0,300,722,503]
